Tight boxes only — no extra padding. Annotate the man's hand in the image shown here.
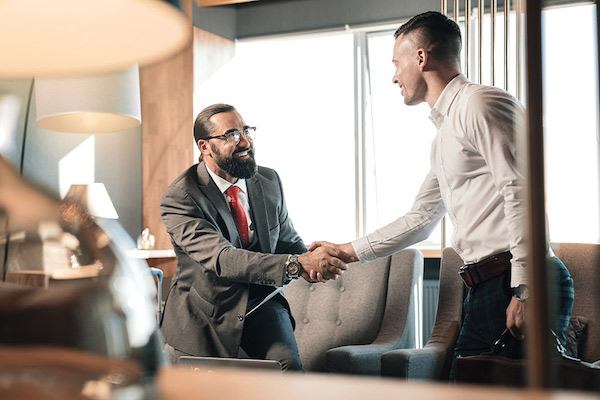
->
[506,296,526,340]
[308,241,358,263]
[298,246,348,283]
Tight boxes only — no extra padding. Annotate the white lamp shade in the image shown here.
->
[35,67,141,134]
[0,0,190,78]
[64,183,119,219]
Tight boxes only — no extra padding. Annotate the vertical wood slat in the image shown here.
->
[141,8,194,251]
[597,1,600,164]
[465,0,471,78]
[478,0,484,83]
[516,0,522,100]
[504,0,510,91]
[491,0,496,86]
[439,0,451,251]
[453,0,459,22]
[524,0,552,389]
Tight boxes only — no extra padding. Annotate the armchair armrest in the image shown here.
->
[381,344,453,381]
[326,344,397,376]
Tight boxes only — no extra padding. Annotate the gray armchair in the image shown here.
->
[381,247,466,380]
[381,243,600,382]
[551,243,600,364]
[284,249,423,375]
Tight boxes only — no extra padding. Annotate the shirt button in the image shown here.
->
[237,314,244,321]
[336,320,342,326]
[309,285,315,292]
[339,287,345,292]
[303,318,309,324]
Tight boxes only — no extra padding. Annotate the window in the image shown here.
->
[194,33,355,244]
[364,31,442,249]
[543,4,599,244]
[194,5,600,248]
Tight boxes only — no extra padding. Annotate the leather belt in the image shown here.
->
[459,251,512,287]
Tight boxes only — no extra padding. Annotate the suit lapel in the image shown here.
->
[196,163,242,247]
[247,176,272,253]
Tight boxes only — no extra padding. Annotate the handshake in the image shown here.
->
[296,241,358,283]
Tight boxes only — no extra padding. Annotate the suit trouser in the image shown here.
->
[165,298,303,372]
[450,256,574,380]
[240,298,303,372]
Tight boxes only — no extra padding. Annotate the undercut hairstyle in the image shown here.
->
[193,103,237,144]
[394,11,462,66]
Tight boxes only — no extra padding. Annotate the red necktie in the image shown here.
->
[226,186,249,246]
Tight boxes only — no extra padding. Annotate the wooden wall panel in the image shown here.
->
[141,28,194,250]
[141,3,236,253]
[194,28,236,90]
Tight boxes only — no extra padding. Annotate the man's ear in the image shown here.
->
[417,48,429,71]
[198,139,211,158]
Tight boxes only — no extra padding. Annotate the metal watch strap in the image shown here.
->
[285,254,301,280]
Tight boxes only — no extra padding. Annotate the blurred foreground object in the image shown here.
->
[0,0,190,78]
[0,0,190,395]
[0,155,165,395]
[0,346,142,400]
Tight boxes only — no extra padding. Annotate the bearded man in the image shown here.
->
[159,103,346,371]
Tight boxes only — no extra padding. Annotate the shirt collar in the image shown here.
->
[430,74,469,129]
[205,164,247,195]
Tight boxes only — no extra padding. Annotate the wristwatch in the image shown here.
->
[512,284,529,302]
[285,255,302,280]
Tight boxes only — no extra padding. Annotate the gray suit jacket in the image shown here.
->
[160,162,307,357]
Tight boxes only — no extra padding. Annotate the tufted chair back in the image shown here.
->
[284,249,423,374]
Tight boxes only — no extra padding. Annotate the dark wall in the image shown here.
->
[193,0,588,40]
[234,0,440,39]
[194,0,440,40]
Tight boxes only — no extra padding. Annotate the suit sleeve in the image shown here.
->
[160,185,289,287]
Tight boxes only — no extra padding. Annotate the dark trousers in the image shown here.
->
[241,299,303,372]
[166,298,303,372]
[450,256,574,380]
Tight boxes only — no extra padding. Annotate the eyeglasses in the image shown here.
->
[205,126,256,144]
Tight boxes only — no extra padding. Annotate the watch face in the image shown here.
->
[514,285,529,301]
[287,263,299,275]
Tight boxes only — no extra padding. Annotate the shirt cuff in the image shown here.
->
[510,265,528,287]
[352,237,377,263]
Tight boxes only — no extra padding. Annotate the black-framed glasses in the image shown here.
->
[205,126,256,144]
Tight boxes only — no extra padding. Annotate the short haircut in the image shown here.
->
[394,11,462,65]
[193,103,237,145]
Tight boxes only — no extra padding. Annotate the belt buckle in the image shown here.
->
[459,265,474,287]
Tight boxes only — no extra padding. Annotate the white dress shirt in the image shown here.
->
[352,74,528,287]
[205,165,255,243]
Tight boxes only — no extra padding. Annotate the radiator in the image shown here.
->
[422,279,440,344]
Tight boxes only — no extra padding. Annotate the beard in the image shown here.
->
[210,143,257,179]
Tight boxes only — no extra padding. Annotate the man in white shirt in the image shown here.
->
[310,11,573,377]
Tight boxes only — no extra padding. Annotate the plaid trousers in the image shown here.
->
[450,256,574,379]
